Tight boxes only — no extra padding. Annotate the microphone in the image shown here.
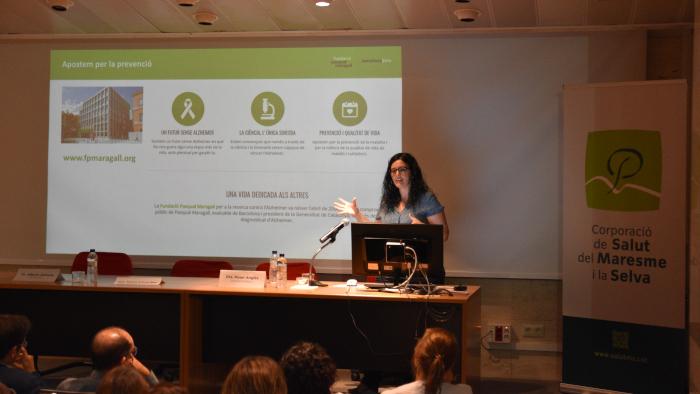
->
[319,217,350,243]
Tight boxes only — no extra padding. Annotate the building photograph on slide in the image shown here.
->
[61,86,143,144]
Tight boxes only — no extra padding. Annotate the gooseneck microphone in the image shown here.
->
[319,217,350,243]
[309,217,350,287]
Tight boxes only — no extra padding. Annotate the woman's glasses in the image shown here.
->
[390,167,409,176]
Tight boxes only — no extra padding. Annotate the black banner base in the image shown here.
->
[562,315,687,394]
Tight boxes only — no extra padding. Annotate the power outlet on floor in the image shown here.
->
[523,323,545,338]
[488,324,512,343]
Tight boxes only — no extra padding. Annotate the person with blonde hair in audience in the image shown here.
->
[383,328,472,394]
[221,355,286,394]
[96,365,149,394]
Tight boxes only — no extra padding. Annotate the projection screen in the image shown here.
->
[47,47,402,260]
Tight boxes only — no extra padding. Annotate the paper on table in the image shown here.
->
[290,284,318,290]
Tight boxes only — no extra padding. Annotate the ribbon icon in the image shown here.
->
[180,98,195,120]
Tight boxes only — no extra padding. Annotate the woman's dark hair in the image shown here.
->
[222,355,286,394]
[280,341,336,394]
[97,365,149,394]
[412,328,458,394]
[0,314,31,357]
[380,152,430,212]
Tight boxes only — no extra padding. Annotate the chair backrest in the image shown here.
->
[171,260,233,277]
[255,262,270,278]
[255,261,315,280]
[71,252,133,275]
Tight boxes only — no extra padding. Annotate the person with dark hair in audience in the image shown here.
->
[57,326,158,392]
[0,314,41,394]
[96,365,149,394]
[383,328,472,394]
[221,355,286,394]
[149,382,188,394]
[280,341,336,394]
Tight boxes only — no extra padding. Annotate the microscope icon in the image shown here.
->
[260,97,276,121]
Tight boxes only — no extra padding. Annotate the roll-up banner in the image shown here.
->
[562,80,687,393]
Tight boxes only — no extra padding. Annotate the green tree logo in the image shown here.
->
[585,130,661,211]
[333,91,367,126]
[172,92,204,126]
[251,92,284,126]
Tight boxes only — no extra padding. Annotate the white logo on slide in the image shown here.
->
[260,97,276,121]
[180,98,195,120]
[341,101,358,118]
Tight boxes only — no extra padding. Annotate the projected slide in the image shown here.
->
[47,47,402,259]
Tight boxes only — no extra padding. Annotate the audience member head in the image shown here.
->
[149,382,188,394]
[280,341,336,394]
[221,356,286,394]
[96,365,149,394]
[91,326,136,372]
[412,328,458,394]
[0,314,31,362]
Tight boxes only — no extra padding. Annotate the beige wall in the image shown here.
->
[471,278,561,381]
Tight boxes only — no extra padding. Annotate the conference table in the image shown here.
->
[0,272,481,394]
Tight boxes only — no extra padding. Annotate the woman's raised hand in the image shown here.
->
[333,197,359,217]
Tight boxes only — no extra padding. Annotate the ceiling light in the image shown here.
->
[315,1,332,7]
[193,11,218,26]
[177,0,199,6]
[47,0,74,11]
[454,8,481,22]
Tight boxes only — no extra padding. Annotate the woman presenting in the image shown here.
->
[334,152,449,241]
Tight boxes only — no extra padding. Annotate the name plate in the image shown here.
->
[13,268,62,283]
[219,270,265,288]
[114,276,163,286]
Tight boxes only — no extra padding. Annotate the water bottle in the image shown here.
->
[86,249,98,286]
[277,253,288,289]
[269,250,278,287]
